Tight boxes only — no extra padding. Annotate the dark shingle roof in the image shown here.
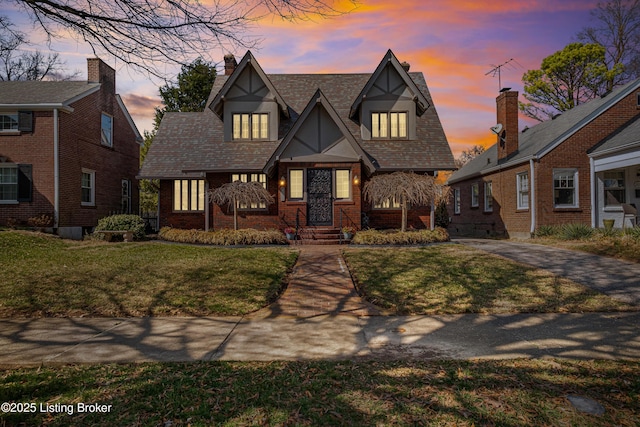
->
[589,115,640,155]
[141,69,455,179]
[447,78,640,184]
[0,81,100,106]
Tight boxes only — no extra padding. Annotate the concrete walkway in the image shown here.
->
[1,242,639,365]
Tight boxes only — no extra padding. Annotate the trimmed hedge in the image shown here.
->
[159,227,288,245]
[351,227,450,245]
[94,214,146,240]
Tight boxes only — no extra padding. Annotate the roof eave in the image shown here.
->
[0,103,74,113]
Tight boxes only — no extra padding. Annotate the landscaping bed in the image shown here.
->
[344,245,636,315]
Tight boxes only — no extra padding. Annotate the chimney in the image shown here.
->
[400,61,410,72]
[496,90,519,160]
[224,54,237,76]
[87,58,115,94]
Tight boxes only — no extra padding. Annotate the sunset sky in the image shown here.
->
[4,0,602,155]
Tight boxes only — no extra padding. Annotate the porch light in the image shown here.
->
[353,174,360,185]
[279,175,286,187]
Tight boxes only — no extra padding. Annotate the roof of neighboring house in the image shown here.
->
[0,81,101,108]
[448,78,640,184]
[589,115,640,156]
[140,55,455,179]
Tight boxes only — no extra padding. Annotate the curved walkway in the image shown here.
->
[457,239,640,305]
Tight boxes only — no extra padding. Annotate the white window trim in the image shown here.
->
[471,182,479,207]
[484,181,493,212]
[517,172,529,210]
[553,168,579,208]
[0,112,19,133]
[453,187,460,214]
[81,169,95,207]
[101,113,113,147]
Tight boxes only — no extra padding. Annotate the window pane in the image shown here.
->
[554,170,577,206]
[0,167,18,200]
[101,114,112,146]
[604,171,625,205]
[290,170,303,199]
[181,180,189,210]
[252,114,261,139]
[190,180,199,211]
[379,113,388,138]
[0,114,18,131]
[233,114,241,140]
[390,113,398,138]
[241,114,250,139]
[198,180,205,210]
[372,113,379,138]
[398,112,407,138]
[485,182,493,211]
[174,180,181,211]
[335,170,350,199]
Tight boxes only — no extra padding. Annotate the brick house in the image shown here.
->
[139,50,455,234]
[0,58,142,239]
[447,79,640,238]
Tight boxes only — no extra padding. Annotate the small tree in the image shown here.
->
[363,172,437,232]
[209,181,275,230]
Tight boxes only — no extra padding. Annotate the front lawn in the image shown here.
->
[1,359,638,426]
[344,245,636,315]
[0,231,298,317]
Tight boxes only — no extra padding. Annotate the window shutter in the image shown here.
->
[17,164,32,202]
[18,111,33,132]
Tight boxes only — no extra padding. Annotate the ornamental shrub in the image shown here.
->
[158,227,288,245]
[351,227,450,245]
[94,214,146,240]
[559,223,594,240]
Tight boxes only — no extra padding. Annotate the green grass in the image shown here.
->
[344,245,635,315]
[0,231,298,317]
[1,359,638,426]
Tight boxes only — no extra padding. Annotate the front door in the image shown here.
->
[307,168,333,226]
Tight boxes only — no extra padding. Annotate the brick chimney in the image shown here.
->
[224,54,237,76]
[496,90,519,160]
[87,58,115,94]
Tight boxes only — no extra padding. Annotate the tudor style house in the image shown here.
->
[0,58,142,239]
[447,79,640,238]
[139,50,455,235]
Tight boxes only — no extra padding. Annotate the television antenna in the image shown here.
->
[485,58,519,91]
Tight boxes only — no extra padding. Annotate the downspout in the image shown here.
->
[53,108,60,229]
[430,199,435,230]
[205,179,210,231]
[590,157,596,228]
[529,159,536,235]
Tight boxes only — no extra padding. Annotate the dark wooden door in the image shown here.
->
[307,168,332,226]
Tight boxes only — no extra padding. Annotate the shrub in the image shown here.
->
[351,227,450,245]
[559,223,594,240]
[623,225,640,240]
[27,213,54,229]
[94,214,146,240]
[159,227,288,245]
[595,226,622,239]
[533,225,559,238]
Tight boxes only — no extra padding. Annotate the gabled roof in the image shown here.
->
[0,81,101,112]
[448,77,640,184]
[264,89,376,175]
[209,51,289,119]
[588,115,640,157]
[349,49,430,120]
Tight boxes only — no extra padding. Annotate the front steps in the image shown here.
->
[290,227,350,245]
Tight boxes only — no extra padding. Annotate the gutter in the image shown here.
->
[529,159,536,235]
[590,157,596,228]
[0,104,73,113]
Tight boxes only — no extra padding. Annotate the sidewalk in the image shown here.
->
[1,242,639,365]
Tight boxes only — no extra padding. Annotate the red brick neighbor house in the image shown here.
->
[139,50,455,235]
[0,58,142,239]
[447,79,640,238]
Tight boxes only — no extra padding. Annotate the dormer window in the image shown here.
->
[232,113,268,140]
[372,112,407,138]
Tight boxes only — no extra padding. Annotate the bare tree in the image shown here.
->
[0,16,78,80]
[578,0,640,89]
[363,172,437,232]
[209,181,275,230]
[3,0,356,78]
[455,144,486,168]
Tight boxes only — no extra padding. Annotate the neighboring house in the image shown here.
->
[0,58,142,239]
[139,50,455,233]
[447,80,640,238]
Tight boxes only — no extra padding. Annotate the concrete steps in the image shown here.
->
[292,227,350,245]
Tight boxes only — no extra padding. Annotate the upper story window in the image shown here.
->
[232,113,268,140]
[553,168,578,208]
[0,113,19,132]
[101,113,113,147]
[371,112,407,138]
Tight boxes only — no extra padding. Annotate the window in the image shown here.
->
[81,169,95,206]
[374,198,401,209]
[0,166,18,201]
[453,187,460,214]
[231,173,267,209]
[289,169,303,200]
[0,113,18,132]
[173,179,205,211]
[101,113,113,147]
[232,113,268,140]
[471,182,479,207]
[484,181,493,212]
[603,170,625,206]
[122,179,132,214]
[371,112,407,138]
[517,172,529,209]
[553,169,578,207]
[335,170,350,199]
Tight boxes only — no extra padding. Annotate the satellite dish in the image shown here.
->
[490,123,503,135]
